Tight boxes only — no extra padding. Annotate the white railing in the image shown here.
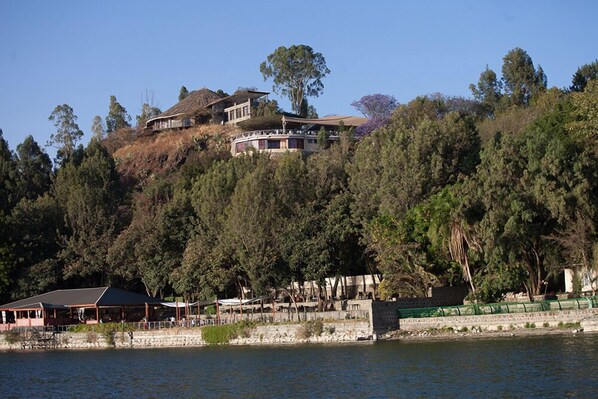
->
[232,129,338,142]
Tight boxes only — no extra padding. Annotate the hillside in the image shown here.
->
[104,125,238,183]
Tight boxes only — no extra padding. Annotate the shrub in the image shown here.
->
[103,331,115,347]
[86,331,97,344]
[543,322,550,328]
[497,325,503,331]
[201,321,256,345]
[524,322,536,329]
[458,326,468,332]
[3,330,20,344]
[296,320,324,339]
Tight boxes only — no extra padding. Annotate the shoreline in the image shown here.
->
[380,325,596,342]
[2,322,597,352]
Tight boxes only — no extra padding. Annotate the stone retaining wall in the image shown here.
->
[0,321,372,351]
[398,308,598,331]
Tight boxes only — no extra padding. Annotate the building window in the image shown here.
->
[288,138,304,149]
[267,140,280,149]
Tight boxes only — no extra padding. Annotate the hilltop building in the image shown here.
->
[230,115,367,156]
[145,88,269,131]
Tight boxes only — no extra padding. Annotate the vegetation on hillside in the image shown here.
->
[0,49,596,304]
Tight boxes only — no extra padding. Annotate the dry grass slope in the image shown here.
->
[107,125,238,183]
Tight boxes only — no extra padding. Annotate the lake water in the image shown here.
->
[1,334,597,398]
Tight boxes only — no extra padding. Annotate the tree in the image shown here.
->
[352,94,398,120]
[47,104,84,160]
[260,44,330,114]
[136,103,162,127]
[351,94,397,136]
[567,79,598,149]
[178,85,189,101]
[501,48,547,106]
[105,95,131,132]
[570,60,598,92]
[54,140,124,286]
[469,66,502,114]
[0,129,18,213]
[14,135,52,201]
[91,116,106,141]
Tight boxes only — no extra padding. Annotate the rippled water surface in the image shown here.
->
[1,334,597,398]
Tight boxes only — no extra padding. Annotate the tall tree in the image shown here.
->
[54,140,124,286]
[105,95,131,133]
[178,86,189,101]
[469,66,503,114]
[91,115,106,141]
[0,129,18,213]
[136,103,162,127]
[14,135,52,201]
[47,104,84,160]
[501,48,547,106]
[260,44,330,114]
[570,60,598,92]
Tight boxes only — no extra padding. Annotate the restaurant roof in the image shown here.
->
[0,287,164,310]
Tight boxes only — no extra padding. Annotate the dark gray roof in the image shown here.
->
[0,287,164,310]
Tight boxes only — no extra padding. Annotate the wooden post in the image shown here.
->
[175,300,179,323]
[215,297,220,325]
[95,306,99,322]
[144,303,149,321]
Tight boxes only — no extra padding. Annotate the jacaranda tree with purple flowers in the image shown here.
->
[351,94,397,136]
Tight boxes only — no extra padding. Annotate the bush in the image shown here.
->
[296,320,324,339]
[201,321,256,345]
[3,330,20,344]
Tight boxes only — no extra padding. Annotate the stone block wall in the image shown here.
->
[398,308,598,331]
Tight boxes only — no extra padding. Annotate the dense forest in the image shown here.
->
[1,48,596,304]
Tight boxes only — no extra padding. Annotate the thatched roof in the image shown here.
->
[147,88,223,125]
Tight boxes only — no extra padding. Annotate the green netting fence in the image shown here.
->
[397,297,598,319]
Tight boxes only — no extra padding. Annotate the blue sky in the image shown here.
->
[1,0,597,155]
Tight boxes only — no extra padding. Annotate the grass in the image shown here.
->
[557,321,581,329]
[201,321,257,345]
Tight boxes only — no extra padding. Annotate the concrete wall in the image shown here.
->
[371,287,469,333]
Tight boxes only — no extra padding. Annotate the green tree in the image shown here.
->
[48,104,84,160]
[0,130,18,214]
[570,60,598,92]
[179,85,190,101]
[105,95,131,132]
[14,135,52,201]
[469,66,502,114]
[54,140,124,286]
[260,44,330,114]
[91,115,106,141]
[567,79,598,149]
[501,48,547,107]
[172,156,257,298]
[460,104,597,300]
[7,195,64,299]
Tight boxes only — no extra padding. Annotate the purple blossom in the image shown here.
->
[351,94,398,120]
